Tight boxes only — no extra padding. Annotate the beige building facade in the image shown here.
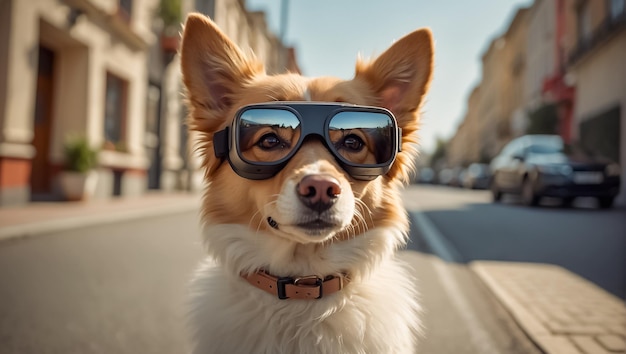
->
[0,0,158,205]
[567,0,626,204]
[447,85,481,167]
[449,8,529,166]
[0,0,297,206]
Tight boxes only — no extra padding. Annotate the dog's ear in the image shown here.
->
[181,13,264,122]
[355,28,434,121]
[355,28,434,182]
[181,13,264,176]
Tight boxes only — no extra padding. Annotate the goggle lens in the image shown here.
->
[237,108,395,166]
[328,111,395,165]
[238,109,301,164]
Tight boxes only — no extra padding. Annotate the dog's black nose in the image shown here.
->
[297,175,341,212]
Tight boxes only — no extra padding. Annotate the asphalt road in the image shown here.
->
[0,212,204,354]
[404,184,626,299]
[0,192,543,354]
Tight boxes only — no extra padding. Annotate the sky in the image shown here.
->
[245,0,533,154]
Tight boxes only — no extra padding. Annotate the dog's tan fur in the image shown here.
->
[181,13,433,354]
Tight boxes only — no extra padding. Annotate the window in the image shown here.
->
[104,73,128,145]
[609,0,625,20]
[577,1,592,45]
[118,0,133,22]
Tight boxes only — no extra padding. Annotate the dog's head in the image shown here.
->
[181,14,433,246]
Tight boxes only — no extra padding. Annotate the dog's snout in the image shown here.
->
[297,175,341,212]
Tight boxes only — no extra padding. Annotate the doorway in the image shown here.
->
[30,45,55,199]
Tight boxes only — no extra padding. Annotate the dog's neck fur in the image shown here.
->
[202,220,407,283]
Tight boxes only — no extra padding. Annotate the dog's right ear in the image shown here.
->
[181,14,264,177]
[181,13,264,133]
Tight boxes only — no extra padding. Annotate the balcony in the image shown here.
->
[569,11,626,66]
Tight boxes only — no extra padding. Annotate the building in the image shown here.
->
[0,0,158,206]
[0,0,298,206]
[448,7,529,166]
[447,85,482,167]
[566,0,626,204]
[447,0,625,205]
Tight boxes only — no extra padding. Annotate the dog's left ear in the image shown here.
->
[355,28,434,117]
[355,28,434,182]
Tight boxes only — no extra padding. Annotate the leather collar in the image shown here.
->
[242,270,347,300]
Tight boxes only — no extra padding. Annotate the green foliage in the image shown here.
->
[159,0,182,29]
[64,136,98,173]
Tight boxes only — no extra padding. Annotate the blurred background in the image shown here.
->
[0,0,623,207]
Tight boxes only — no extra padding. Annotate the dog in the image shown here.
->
[180,13,433,354]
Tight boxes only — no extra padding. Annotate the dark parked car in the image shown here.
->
[489,135,621,208]
[416,167,435,184]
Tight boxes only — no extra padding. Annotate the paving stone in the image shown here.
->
[596,334,626,352]
[570,336,613,354]
[546,323,606,335]
[534,334,583,354]
[607,324,626,336]
[470,261,626,354]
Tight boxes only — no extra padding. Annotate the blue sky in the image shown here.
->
[245,0,533,154]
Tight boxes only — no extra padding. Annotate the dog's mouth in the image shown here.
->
[267,216,343,239]
[297,219,337,233]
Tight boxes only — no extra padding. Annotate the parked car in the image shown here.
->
[462,163,491,189]
[489,135,621,208]
[438,167,463,187]
[416,167,435,184]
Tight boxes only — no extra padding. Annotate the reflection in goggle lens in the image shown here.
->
[328,111,394,165]
[237,108,394,166]
[239,109,301,163]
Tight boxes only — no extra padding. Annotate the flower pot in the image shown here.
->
[59,170,98,201]
[161,34,180,54]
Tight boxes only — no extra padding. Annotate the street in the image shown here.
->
[0,185,624,353]
[0,212,204,354]
[404,185,626,299]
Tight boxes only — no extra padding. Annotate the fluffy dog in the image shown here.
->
[181,13,433,354]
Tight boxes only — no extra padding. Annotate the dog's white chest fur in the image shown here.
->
[187,226,422,354]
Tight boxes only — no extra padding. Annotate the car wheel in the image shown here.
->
[561,197,574,208]
[521,178,540,206]
[598,196,615,209]
[491,183,502,202]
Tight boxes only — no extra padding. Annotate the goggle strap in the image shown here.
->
[398,128,403,152]
[213,127,229,158]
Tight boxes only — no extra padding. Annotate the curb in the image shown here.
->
[471,261,626,354]
[0,197,201,242]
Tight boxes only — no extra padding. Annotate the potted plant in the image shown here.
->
[158,0,182,54]
[59,136,99,201]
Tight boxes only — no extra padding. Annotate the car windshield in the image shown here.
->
[527,143,563,154]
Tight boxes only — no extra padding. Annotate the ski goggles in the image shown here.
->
[213,102,402,180]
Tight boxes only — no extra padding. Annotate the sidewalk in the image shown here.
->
[0,192,201,241]
[472,261,626,354]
